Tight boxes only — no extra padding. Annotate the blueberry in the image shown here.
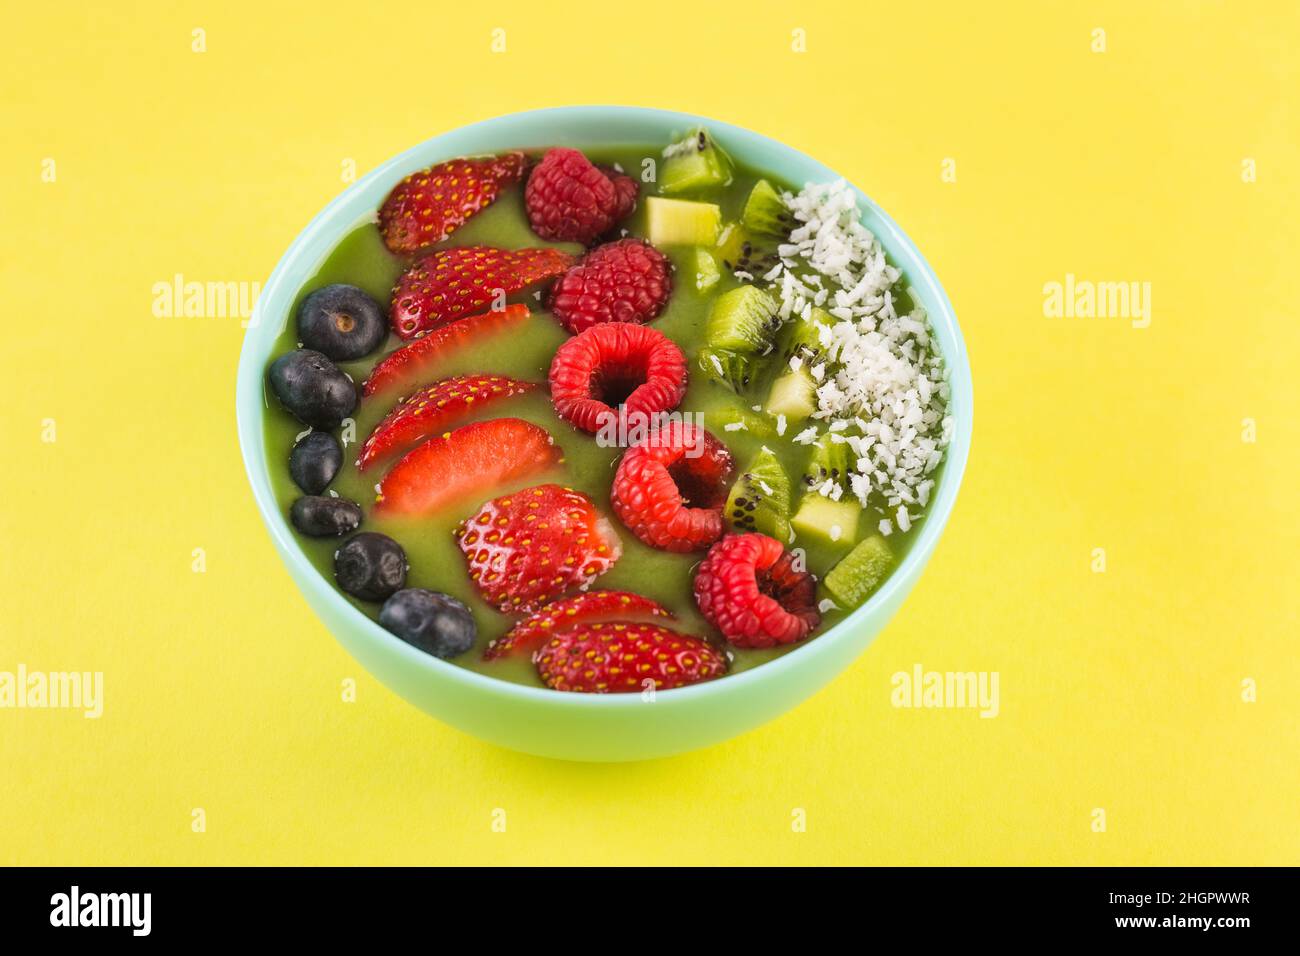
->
[334,532,407,602]
[289,431,342,494]
[297,284,387,361]
[268,349,357,429]
[379,589,477,659]
[290,495,362,537]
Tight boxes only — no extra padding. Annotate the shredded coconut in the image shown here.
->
[761,178,950,511]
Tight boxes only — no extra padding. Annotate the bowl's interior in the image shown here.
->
[236,106,972,710]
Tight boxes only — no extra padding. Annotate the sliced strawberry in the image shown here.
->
[456,484,621,614]
[375,418,561,516]
[379,152,527,254]
[391,246,574,340]
[483,589,674,660]
[363,303,530,397]
[357,374,536,472]
[534,622,727,693]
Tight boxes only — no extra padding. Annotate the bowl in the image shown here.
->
[236,106,973,762]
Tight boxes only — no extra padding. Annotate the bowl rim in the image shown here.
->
[236,104,973,710]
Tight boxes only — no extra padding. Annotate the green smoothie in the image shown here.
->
[262,145,939,688]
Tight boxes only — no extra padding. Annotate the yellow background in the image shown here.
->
[2,0,1297,866]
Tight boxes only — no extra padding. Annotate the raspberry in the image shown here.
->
[525,148,639,245]
[548,323,687,434]
[693,533,821,648]
[611,422,735,552]
[550,239,672,335]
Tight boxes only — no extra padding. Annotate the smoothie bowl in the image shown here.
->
[236,106,972,761]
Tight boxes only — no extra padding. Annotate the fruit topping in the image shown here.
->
[378,151,527,254]
[296,284,387,361]
[375,418,561,517]
[693,533,820,648]
[801,433,853,492]
[357,374,536,471]
[706,285,779,352]
[483,589,674,660]
[725,446,793,542]
[268,349,358,430]
[697,347,760,396]
[548,323,687,434]
[456,484,622,614]
[390,246,573,341]
[334,532,408,602]
[692,247,721,292]
[740,179,793,238]
[288,431,343,495]
[549,238,671,334]
[525,147,638,245]
[644,196,721,247]
[534,622,727,693]
[363,303,530,397]
[379,588,477,659]
[290,495,363,537]
[822,535,893,610]
[610,421,734,552]
[659,127,734,195]
[791,495,861,547]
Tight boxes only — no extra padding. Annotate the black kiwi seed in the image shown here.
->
[697,131,708,151]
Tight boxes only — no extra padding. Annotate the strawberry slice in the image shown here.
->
[483,590,674,660]
[456,484,621,613]
[391,246,574,340]
[363,303,530,397]
[534,622,727,693]
[379,152,527,254]
[357,374,536,472]
[375,419,561,516]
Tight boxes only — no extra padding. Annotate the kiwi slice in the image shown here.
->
[801,434,853,491]
[766,366,817,423]
[692,247,721,293]
[823,535,893,608]
[660,127,734,195]
[791,495,862,547]
[715,222,779,279]
[779,307,834,363]
[697,347,761,395]
[706,286,779,353]
[715,404,776,439]
[726,446,793,541]
[645,196,721,247]
[741,179,793,238]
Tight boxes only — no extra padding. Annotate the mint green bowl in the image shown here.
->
[236,106,972,762]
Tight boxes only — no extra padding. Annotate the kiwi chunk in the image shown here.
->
[705,286,779,353]
[692,247,721,292]
[726,446,793,541]
[779,307,834,363]
[791,495,862,547]
[715,404,776,439]
[646,196,721,246]
[823,535,893,608]
[741,179,793,237]
[801,434,853,491]
[660,128,734,195]
[766,366,817,423]
[715,222,779,278]
[697,347,761,395]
